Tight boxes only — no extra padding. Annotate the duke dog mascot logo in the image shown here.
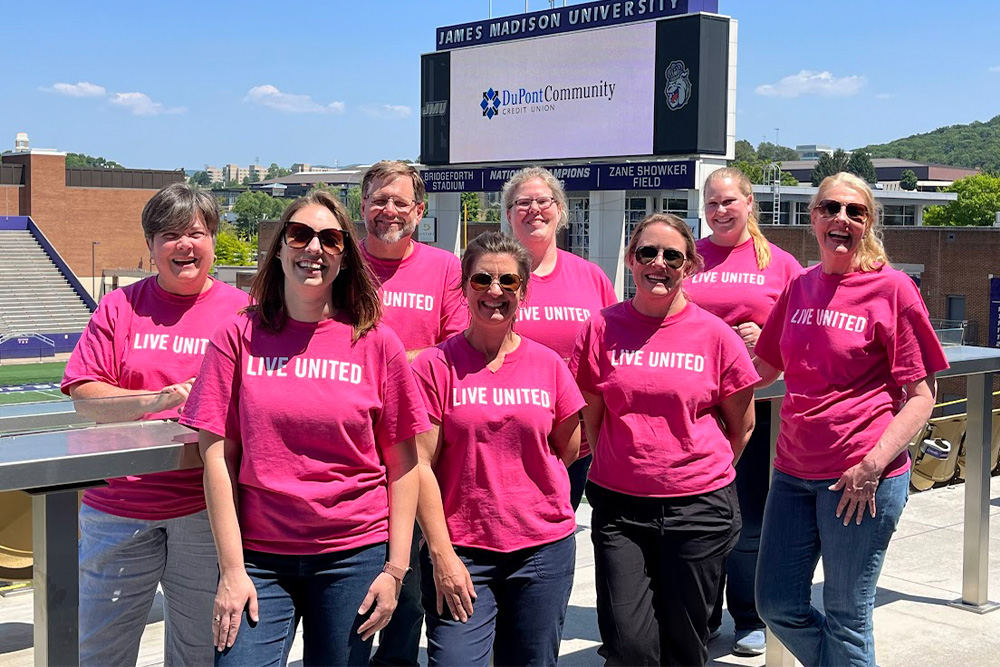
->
[664,60,692,111]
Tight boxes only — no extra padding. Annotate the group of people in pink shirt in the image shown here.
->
[62,161,946,667]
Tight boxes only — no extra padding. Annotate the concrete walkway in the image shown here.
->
[1,476,998,666]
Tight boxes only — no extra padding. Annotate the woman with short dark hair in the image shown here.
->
[62,182,249,665]
[182,190,429,666]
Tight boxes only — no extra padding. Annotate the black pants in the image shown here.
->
[588,481,741,667]
[709,402,771,632]
[568,453,593,511]
[371,524,423,666]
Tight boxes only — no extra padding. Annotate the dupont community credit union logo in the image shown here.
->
[481,88,501,119]
[664,60,692,111]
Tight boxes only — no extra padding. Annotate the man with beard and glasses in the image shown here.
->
[361,161,467,666]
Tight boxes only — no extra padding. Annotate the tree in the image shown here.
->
[923,173,1000,226]
[900,169,919,191]
[231,191,287,237]
[346,186,362,221]
[461,192,482,222]
[190,171,211,187]
[734,139,757,163]
[847,151,878,183]
[66,152,124,169]
[810,148,851,186]
[214,225,256,265]
[266,163,292,180]
[757,142,800,163]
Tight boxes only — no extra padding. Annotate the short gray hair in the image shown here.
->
[501,166,569,231]
[141,182,220,240]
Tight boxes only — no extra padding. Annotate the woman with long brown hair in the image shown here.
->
[181,190,429,666]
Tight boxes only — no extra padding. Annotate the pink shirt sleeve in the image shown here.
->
[375,330,433,447]
[884,284,949,385]
[411,347,448,423]
[181,315,243,441]
[569,316,602,395]
[754,283,791,372]
[62,291,130,391]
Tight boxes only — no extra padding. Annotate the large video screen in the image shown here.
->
[450,22,655,163]
[421,13,730,166]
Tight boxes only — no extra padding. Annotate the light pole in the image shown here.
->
[91,241,101,300]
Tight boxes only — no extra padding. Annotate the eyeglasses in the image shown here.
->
[366,195,419,212]
[469,272,523,293]
[634,246,686,269]
[814,199,869,223]
[283,221,349,255]
[510,196,556,211]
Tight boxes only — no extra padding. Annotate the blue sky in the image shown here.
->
[3,1,998,170]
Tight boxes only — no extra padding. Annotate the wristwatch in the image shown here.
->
[383,561,411,584]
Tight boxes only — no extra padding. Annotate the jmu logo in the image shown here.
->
[664,60,692,111]
[481,88,500,119]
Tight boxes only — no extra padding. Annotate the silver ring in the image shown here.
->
[214,615,221,622]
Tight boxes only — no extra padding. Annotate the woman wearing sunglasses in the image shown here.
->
[686,167,803,656]
[570,214,759,666]
[181,190,430,666]
[410,232,585,666]
[502,166,617,511]
[752,173,947,666]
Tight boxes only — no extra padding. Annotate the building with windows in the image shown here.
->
[780,158,978,191]
[752,184,957,227]
[222,163,249,184]
[794,144,833,160]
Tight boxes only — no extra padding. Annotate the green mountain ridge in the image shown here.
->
[857,115,1000,172]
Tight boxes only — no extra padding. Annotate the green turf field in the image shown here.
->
[0,389,66,406]
[0,361,67,386]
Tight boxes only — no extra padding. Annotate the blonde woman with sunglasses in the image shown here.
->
[411,232,585,667]
[181,191,429,666]
[753,173,948,666]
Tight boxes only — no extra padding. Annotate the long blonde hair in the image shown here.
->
[811,172,889,272]
[703,167,771,270]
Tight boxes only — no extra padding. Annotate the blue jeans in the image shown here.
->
[78,505,217,667]
[420,535,575,667]
[756,470,909,667]
[217,544,385,667]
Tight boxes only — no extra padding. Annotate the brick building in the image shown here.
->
[0,149,183,294]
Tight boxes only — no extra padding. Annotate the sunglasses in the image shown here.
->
[283,221,349,255]
[469,272,523,293]
[814,199,869,223]
[634,246,686,269]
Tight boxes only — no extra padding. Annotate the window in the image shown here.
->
[623,197,650,298]
[565,196,590,259]
[883,204,916,226]
[661,197,689,217]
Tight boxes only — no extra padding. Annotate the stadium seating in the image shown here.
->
[0,230,93,338]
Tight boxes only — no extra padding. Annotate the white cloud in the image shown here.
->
[43,81,106,97]
[109,92,185,116]
[755,70,867,98]
[875,93,895,100]
[362,104,412,119]
[989,65,1000,73]
[246,84,345,114]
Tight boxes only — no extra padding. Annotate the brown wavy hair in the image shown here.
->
[247,190,381,341]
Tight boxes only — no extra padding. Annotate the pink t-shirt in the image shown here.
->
[180,312,431,555]
[755,265,949,480]
[570,300,760,498]
[61,277,249,520]
[361,241,467,351]
[411,335,585,552]
[516,249,617,458]
[687,238,802,328]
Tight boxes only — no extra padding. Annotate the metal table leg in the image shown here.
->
[31,490,79,666]
[765,396,797,666]
[949,372,999,614]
